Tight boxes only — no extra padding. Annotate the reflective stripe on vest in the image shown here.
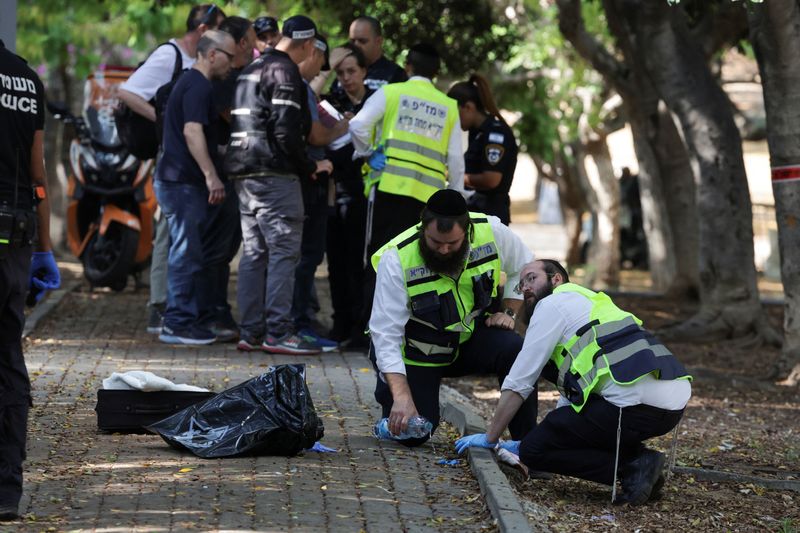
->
[370,80,458,203]
[550,283,692,412]
[372,215,501,367]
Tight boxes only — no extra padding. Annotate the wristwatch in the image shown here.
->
[503,308,517,321]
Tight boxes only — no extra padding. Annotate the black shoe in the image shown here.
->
[147,303,165,334]
[616,449,666,506]
[649,471,666,501]
[341,332,369,352]
[0,505,19,521]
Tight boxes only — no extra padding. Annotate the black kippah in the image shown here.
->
[427,190,467,217]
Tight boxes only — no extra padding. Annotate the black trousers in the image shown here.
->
[0,244,32,508]
[519,394,684,486]
[326,194,367,340]
[361,190,426,339]
[371,323,538,447]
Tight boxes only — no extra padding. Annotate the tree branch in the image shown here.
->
[556,0,633,95]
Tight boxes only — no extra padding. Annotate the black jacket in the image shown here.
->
[224,49,315,178]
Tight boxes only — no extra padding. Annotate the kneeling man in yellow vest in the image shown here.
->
[369,190,536,446]
[455,259,692,506]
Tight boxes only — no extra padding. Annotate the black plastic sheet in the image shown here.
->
[146,364,324,458]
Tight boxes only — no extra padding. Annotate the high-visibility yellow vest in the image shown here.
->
[372,214,501,366]
[366,80,458,203]
[547,283,692,412]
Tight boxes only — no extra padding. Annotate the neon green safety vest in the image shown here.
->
[365,79,459,203]
[547,283,692,412]
[372,214,501,367]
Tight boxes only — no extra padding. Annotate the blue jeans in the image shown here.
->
[292,182,328,330]
[235,175,304,339]
[199,180,241,327]
[154,180,208,331]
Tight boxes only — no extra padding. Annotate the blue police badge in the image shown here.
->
[485,144,504,165]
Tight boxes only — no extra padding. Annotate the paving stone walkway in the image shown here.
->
[11,283,493,532]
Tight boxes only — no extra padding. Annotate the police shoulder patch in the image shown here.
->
[485,144,505,165]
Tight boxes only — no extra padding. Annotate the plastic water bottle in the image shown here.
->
[373,416,433,440]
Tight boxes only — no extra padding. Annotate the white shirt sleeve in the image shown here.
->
[120,40,195,101]
[349,88,386,157]
[501,298,569,399]
[369,248,411,376]
[488,217,534,300]
[446,117,465,193]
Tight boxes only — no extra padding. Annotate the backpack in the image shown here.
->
[115,42,182,160]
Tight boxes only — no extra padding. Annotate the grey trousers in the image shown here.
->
[148,213,169,306]
[235,175,304,339]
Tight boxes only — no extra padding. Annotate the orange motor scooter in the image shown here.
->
[48,65,156,291]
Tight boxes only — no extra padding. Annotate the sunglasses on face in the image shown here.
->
[215,48,234,60]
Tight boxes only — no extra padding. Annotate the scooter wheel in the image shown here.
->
[83,225,138,290]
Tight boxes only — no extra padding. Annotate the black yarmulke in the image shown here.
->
[427,189,467,217]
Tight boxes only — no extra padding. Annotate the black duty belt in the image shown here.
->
[0,206,36,256]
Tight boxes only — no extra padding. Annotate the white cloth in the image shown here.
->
[370,215,532,377]
[102,371,209,392]
[501,290,691,410]
[348,76,465,194]
[119,39,195,101]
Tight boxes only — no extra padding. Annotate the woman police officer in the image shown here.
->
[447,74,518,225]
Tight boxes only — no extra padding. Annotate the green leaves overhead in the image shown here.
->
[303,0,516,76]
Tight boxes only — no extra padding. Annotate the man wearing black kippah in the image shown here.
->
[368,190,538,446]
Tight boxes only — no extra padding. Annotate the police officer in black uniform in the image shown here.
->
[0,39,60,522]
[448,74,518,225]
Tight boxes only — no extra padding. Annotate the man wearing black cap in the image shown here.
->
[225,15,333,355]
[253,16,281,52]
[292,35,349,350]
[368,190,538,447]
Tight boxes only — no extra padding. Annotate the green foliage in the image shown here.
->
[493,0,608,166]
[302,0,516,76]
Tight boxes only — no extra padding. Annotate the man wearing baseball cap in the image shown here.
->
[253,16,280,52]
[224,15,333,355]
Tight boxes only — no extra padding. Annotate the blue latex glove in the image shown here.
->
[306,441,338,453]
[454,433,497,455]
[496,440,521,455]
[367,145,386,171]
[29,251,61,303]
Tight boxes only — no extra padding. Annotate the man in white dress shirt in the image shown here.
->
[456,259,692,505]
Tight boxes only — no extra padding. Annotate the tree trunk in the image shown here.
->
[637,0,778,344]
[605,0,698,296]
[749,2,800,384]
[626,106,678,292]
[653,104,699,299]
[558,0,693,294]
[581,136,620,289]
[534,153,586,266]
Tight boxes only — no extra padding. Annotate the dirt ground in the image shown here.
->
[449,290,799,532]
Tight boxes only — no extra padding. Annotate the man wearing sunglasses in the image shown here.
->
[155,30,237,345]
[118,4,226,337]
[456,259,692,506]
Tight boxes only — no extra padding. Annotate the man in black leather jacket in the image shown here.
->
[225,15,332,355]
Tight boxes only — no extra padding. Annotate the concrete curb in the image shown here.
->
[441,385,548,533]
[23,278,79,338]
